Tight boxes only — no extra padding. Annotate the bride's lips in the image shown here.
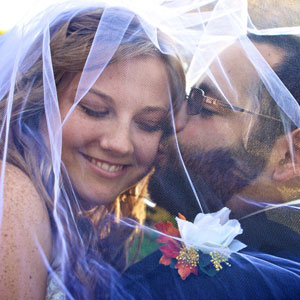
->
[81,152,129,178]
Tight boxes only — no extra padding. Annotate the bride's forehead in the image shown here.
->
[58,56,167,87]
[58,59,170,108]
[91,59,169,94]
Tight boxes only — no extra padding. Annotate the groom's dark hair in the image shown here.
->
[245,33,300,153]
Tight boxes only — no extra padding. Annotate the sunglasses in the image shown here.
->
[186,88,282,122]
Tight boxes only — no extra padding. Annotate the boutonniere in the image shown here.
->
[155,207,246,280]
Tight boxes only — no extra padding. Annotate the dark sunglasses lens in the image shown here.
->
[187,89,204,115]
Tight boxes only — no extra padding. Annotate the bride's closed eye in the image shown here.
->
[135,110,168,133]
[79,100,109,118]
[136,119,166,132]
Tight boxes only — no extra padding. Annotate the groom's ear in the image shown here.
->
[272,128,300,182]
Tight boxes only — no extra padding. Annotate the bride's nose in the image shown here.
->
[99,122,134,156]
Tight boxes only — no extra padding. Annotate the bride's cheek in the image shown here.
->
[136,135,162,167]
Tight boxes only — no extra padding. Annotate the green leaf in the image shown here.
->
[198,252,211,267]
[170,258,177,269]
[199,265,218,277]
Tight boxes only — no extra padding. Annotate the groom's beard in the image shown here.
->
[148,140,267,220]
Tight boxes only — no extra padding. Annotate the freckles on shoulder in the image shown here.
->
[0,162,52,300]
[1,162,51,233]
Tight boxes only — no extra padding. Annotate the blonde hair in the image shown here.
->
[0,8,185,299]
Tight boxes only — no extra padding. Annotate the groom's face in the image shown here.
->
[149,42,283,217]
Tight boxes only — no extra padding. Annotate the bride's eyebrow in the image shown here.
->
[76,87,113,105]
[140,106,169,114]
[78,88,170,114]
[87,88,113,104]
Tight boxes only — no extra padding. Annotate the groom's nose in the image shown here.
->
[175,101,188,132]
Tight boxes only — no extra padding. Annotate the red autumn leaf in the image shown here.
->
[160,242,180,258]
[155,221,181,244]
[155,216,200,281]
[155,221,180,237]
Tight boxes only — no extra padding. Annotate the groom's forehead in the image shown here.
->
[195,41,284,105]
[196,45,256,90]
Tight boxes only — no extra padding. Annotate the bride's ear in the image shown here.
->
[174,102,188,132]
[272,128,300,182]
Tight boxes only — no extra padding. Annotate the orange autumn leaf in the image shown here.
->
[159,254,173,266]
[175,262,198,280]
[177,212,186,220]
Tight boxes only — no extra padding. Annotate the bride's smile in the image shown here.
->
[81,152,128,176]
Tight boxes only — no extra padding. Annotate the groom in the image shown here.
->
[115,34,300,300]
[149,33,300,220]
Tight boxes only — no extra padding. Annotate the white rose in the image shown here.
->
[176,207,246,254]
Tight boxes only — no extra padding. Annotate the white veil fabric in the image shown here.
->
[114,1,300,300]
[1,0,300,299]
[0,1,203,299]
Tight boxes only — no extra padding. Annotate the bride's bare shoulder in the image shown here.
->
[0,161,52,299]
[0,161,51,236]
[1,162,47,210]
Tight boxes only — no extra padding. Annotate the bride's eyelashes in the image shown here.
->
[79,103,109,118]
[78,98,168,133]
[136,120,165,132]
[135,112,168,133]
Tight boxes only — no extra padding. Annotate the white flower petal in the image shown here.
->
[193,213,215,227]
[177,217,211,246]
[175,208,247,255]
[219,221,243,246]
[210,207,231,225]
[229,239,247,252]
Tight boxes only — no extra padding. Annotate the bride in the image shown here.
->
[0,3,187,299]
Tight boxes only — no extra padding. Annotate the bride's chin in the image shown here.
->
[74,190,117,211]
